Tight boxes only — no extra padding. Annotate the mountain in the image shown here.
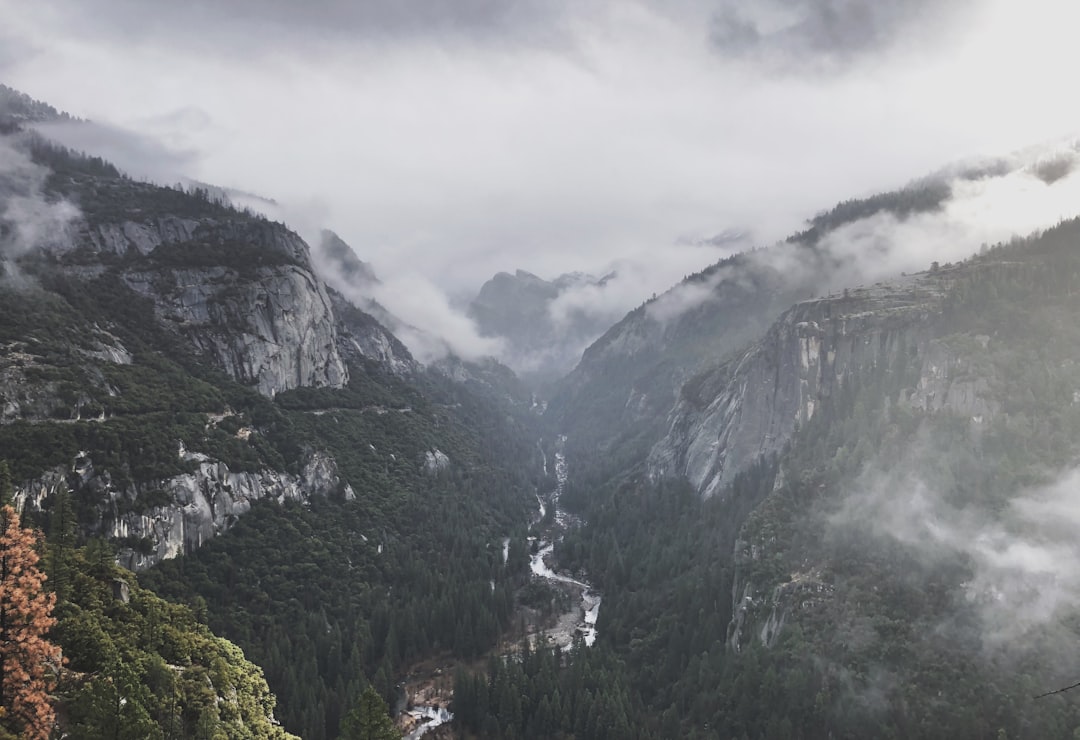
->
[468,268,618,385]
[540,220,1080,738]
[0,88,544,739]
[0,83,74,128]
[547,161,1037,488]
[319,228,379,291]
[8,79,1080,740]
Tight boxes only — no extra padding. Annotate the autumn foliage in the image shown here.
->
[0,505,59,740]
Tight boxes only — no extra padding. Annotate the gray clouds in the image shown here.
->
[33,118,200,185]
[6,0,975,65]
[4,0,581,53]
[709,0,976,69]
[4,0,1080,363]
[632,137,1080,329]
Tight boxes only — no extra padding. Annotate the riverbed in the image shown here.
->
[526,440,601,649]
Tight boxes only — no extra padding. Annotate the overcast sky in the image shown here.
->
[3,0,1080,315]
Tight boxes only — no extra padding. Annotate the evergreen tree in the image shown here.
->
[47,484,77,602]
[339,684,400,740]
[0,463,11,507]
[0,504,61,740]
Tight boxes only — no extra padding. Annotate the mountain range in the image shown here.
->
[3,83,1080,739]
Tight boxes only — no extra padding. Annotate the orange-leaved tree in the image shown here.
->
[0,501,60,740]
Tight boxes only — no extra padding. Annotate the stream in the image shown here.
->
[404,705,452,740]
[402,437,599,737]
[527,437,602,649]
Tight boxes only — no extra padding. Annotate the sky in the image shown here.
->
[4,0,1080,359]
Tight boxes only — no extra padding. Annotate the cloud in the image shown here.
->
[0,137,80,278]
[644,264,732,324]
[6,0,581,54]
[708,0,977,70]
[812,142,1080,288]
[368,274,503,364]
[833,455,1080,645]
[4,0,1080,370]
[32,119,200,185]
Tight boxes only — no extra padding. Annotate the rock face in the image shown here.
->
[649,275,999,498]
[86,216,201,256]
[15,448,352,571]
[548,255,804,467]
[423,449,451,474]
[75,217,349,397]
[124,262,347,396]
[330,290,417,376]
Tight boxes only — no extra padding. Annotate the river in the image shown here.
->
[527,437,601,649]
[402,438,599,737]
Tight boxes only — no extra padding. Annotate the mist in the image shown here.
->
[0,137,80,280]
[5,1,1080,370]
[832,446,1080,648]
[641,138,1080,331]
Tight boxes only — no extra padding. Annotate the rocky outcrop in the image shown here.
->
[0,329,131,423]
[423,449,450,474]
[649,278,988,497]
[15,448,353,571]
[65,215,351,397]
[329,290,416,376]
[725,469,834,653]
[123,263,347,396]
[86,216,201,256]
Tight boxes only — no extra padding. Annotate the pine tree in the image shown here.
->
[339,684,400,740]
[47,484,77,603]
[0,504,61,740]
[0,463,11,507]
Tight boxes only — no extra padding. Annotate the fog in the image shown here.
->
[3,0,1080,365]
[641,139,1080,329]
[0,138,80,282]
[833,439,1080,647]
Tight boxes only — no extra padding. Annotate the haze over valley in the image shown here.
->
[3,2,1080,738]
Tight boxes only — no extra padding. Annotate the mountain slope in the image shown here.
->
[0,88,545,739]
[546,219,1080,738]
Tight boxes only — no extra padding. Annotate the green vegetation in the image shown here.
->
[502,220,1080,738]
[53,542,298,739]
[453,639,637,739]
[140,368,543,738]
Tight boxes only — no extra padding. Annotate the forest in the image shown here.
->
[7,99,1080,739]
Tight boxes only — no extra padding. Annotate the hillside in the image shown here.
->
[0,93,546,739]
[7,79,1080,740]
[544,220,1080,738]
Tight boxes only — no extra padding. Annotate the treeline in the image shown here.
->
[453,639,638,739]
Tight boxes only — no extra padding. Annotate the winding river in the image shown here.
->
[403,438,600,738]
[527,438,602,649]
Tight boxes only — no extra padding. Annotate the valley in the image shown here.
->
[4,73,1080,740]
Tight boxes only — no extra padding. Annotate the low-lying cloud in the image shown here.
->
[0,137,80,279]
[370,274,504,363]
[835,460,1080,645]
[641,138,1080,328]
[33,118,201,185]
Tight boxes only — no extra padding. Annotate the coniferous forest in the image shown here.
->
[7,73,1080,740]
